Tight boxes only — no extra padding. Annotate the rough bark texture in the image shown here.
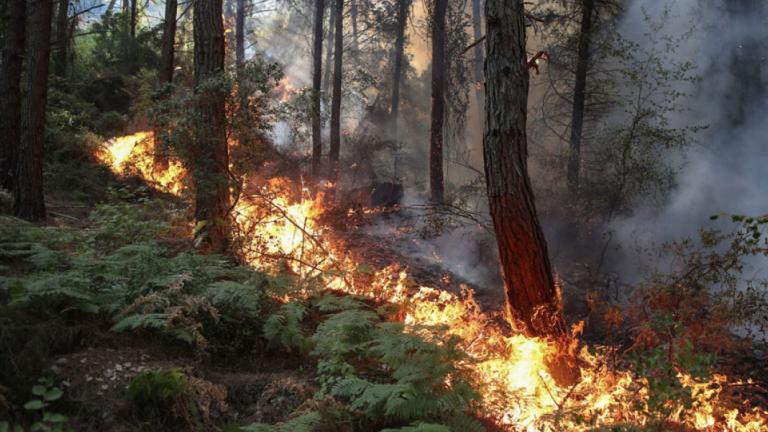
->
[193,0,230,253]
[390,0,409,132]
[0,0,25,191]
[429,0,447,205]
[471,0,484,112]
[567,0,594,195]
[53,0,69,77]
[311,0,325,177]
[235,0,246,65]
[483,0,566,337]
[16,0,53,221]
[329,0,343,171]
[726,0,765,126]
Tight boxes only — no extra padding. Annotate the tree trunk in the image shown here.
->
[0,0,25,192]
[322,5,335,95]
[726,0,765,126]
[192,0,230,253]
[329,0,343,174]
[154,0,177,169]
[350,0,359,54]
[53,0,69,77]
[311,0,325,177]
[483,0,566,337]
[429,0,447,205]
[159,0,178,85]
[15,0,53,222]
[235,0,246,65]
[390,0,409,133]
[471,0,483,112]
[130,0,137,39]
[567,0,593,195]
[106,0,117,14]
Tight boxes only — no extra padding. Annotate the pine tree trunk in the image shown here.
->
[329,0,343,175]
[235,0,245,65]
[726,0,765,126]
[567,0,593,195]
[106,0,117,14]
[53,0,69,77]
[429,0,447,205]
[130,0,137,39]
[390,0,409,133]
[484,0,566,337]
[15,0,53,222]
[350,0,359,54]
[322,5,335,95]
[0,0,25,191]
[154,0,177,169]
[311,0,325,177]
[471,0,483,112]
[193,0,230,253]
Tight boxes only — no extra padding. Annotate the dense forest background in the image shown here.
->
[1,0,768,431]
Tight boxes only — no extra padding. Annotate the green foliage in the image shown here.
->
[239,412,322,432]
[128,369,200,430]
[21,378,71,432]
[263,302,311,352]
[87,202,170,252]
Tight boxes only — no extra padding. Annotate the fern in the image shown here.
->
[381,423,452,432]
[240,412,322,432]
[263,302,310,352]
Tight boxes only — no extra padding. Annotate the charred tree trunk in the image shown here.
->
[483,0,566,337]
[192,0,230,253]
[567,0,594,195]
[311,0,325,177]
[0,0,25,191]
[329,0,343,173]
[429,0,448,205]
[390,0,409,132]
[16,0,53,221]
[154,0,178,169]
[235,0,246,65]
[322,5,335,95]
[471,0,483,112]
[53,0,69,77]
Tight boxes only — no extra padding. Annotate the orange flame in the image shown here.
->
[97,131,768,431]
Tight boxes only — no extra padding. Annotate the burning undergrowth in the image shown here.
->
[93,131,768,431]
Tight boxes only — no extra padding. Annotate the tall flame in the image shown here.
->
[97,131,768,431]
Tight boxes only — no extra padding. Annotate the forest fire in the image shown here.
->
[96,132,768,431]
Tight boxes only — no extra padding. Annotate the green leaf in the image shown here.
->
[43,413,67,424]
[24,400,45,410]
[31,385,46,396]
[43,388,63,401]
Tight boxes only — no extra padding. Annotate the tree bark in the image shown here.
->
[329,0,343,174]
[483,0,566,337]
[350,0,359,54]
[53,0,69,77]
[567,0,593,195]
[130,0,137,39]
[235,0,246,65]
[322,4,335,95]
[429,0,448,205]
[193,0,230,253]
[726,0,765,126]
[154,0,178,168]
[106,0,118,14]
[390,0,409,133]
[471,0,483,112]
[15,0,53,222]
[311,0,325,177]
[0,0,25,192]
